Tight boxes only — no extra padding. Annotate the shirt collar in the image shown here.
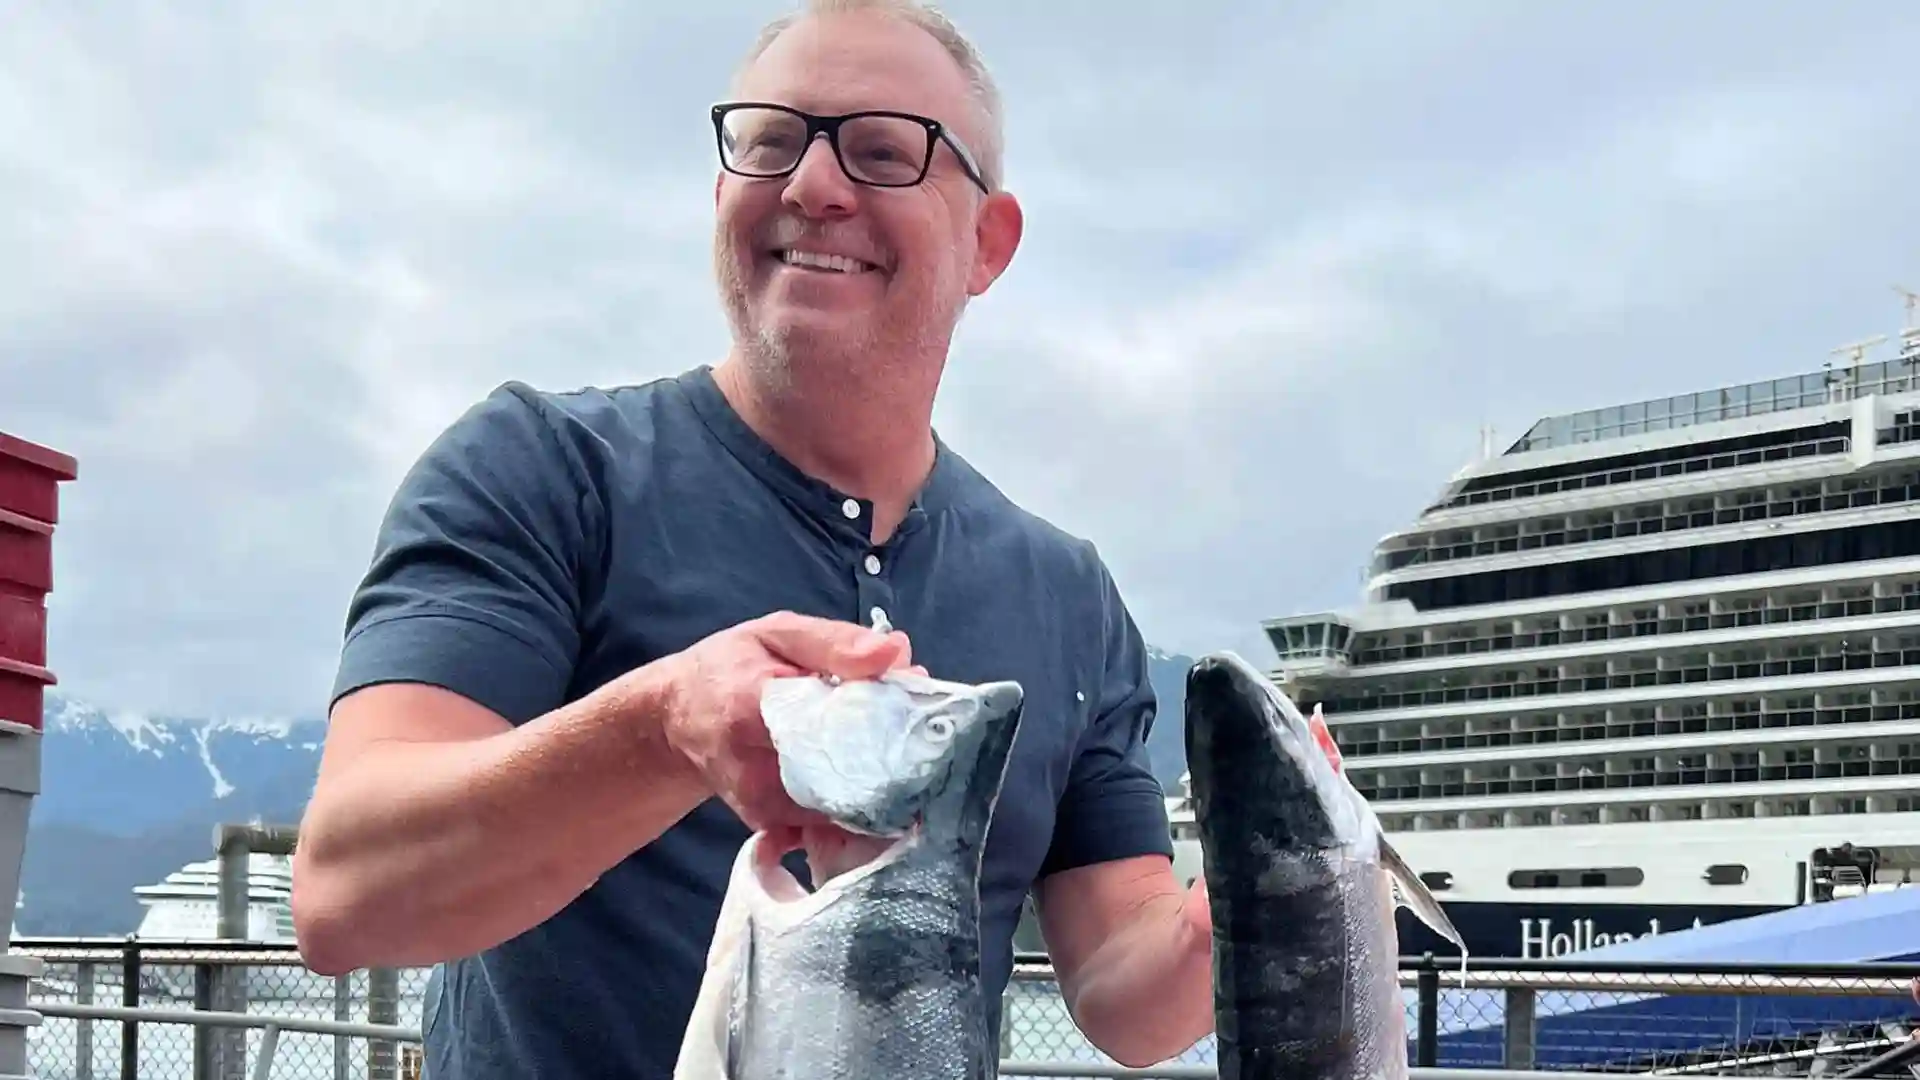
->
[678,365,968,535]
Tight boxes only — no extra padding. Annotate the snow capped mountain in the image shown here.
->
[37,694,325,834]
[1142,649,1195,787]
[17,648,1198,935]
[18,694,327,936]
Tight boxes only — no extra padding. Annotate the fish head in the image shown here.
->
[762,671,1025,838]
[1183,650,1368,856]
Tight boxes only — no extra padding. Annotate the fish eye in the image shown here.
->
[924,716,953,740]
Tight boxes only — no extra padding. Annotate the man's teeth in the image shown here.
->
[779,249,874,273]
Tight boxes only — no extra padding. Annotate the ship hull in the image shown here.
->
[1391,899,1787,960]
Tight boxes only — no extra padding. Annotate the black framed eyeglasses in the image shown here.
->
[711,101,990,194]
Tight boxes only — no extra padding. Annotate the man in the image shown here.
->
[290,0,1217,1075]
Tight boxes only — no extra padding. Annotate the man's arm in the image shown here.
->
[291,384,707,975]
[1031,562,1214,1067]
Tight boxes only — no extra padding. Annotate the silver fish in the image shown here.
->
[1184,651,1466,1080]
[673,670,1025,1080]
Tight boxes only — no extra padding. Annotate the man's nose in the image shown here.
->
[782,135,859,219]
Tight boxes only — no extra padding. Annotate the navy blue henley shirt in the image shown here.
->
[329,366,1173,1078]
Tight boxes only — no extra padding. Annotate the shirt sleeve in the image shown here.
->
[329,382,604,726]
[1039,556,1175,879]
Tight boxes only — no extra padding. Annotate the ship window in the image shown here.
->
[1507,866,1645,889]
[1418,871,1453,891]
[1704,864,1749,886]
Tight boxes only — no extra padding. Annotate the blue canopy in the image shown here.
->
[1418,893,1920,1069]
[1571,886,1920,964]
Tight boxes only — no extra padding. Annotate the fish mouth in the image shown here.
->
[749,824,921,909]
[766,820,923,895]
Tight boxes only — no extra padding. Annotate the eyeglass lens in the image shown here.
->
[718,106,932,186]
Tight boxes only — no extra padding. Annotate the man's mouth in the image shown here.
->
[773,248,882,274]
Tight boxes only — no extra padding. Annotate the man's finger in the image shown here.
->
[754,611,908,678]
[884,630,912,669]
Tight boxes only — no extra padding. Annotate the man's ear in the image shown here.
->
[967,191,1024,297]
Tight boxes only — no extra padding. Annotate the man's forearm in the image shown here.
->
[291,672,708,974]
[1061,895,1215,1067]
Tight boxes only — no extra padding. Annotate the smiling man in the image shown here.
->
[291,1,1216,1076]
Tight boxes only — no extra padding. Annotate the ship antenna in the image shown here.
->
[1896,285,1918,330]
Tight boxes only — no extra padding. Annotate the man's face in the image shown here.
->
[714,11,1020,382]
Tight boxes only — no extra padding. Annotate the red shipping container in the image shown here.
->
[0,591,44,668]
[0,431,77,525]
[0,657,50,732]
[0,510,51,596]
[0,429,74,733]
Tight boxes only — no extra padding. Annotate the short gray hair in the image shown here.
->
[732,0,1006,191]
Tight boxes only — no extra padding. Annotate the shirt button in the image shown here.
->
[864,554,882,575]
[841,498,861,519]
[870,605,888,627]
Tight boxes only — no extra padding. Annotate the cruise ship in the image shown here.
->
[132,852,296,942]
[1170,301,1920,962]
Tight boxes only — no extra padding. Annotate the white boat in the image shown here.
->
[132,853,296,942]
[1168,299,1920,960]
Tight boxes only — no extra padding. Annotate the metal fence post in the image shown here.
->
[335,973,352,1080]
[368,966,400,1080]
[119,936,139,1080]
[192,964,215,1080]
[74,960,94,1080]
[1502,986,1536,1069]
[1414,952,1439,1068]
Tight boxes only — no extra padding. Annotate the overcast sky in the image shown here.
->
[3,2,1916,721]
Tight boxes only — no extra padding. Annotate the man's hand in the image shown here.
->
[652,610,916,833]
[1037,856,1216,1067]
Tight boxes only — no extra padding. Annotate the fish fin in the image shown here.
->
[1377,833,1468,962]
[673,838,760,1080]
[1307,702,1344,773]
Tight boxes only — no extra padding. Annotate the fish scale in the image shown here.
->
[1185,651,1465,1080]
[674,670,1024,1080]
[729,846,993,1079]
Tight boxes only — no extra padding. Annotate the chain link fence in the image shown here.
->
[14,941,1920,1079]
[17,939,427,1080]
[1405,959,1920,1076]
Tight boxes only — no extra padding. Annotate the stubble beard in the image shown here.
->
[715,247,966,409]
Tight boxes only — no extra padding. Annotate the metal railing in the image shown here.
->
[12,1000,1737,1080]
[14,940,1920,1079]
[31,1005,417,1080]
[15,937,417,1080]
[10,991,1695,1080]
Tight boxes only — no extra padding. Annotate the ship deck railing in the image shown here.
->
[13,939,1920,1079]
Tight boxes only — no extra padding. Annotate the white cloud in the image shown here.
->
[1,0,1916,717]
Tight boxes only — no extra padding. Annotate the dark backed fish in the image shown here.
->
[1185,651,1465,1080]
[674,670,1025,1080]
